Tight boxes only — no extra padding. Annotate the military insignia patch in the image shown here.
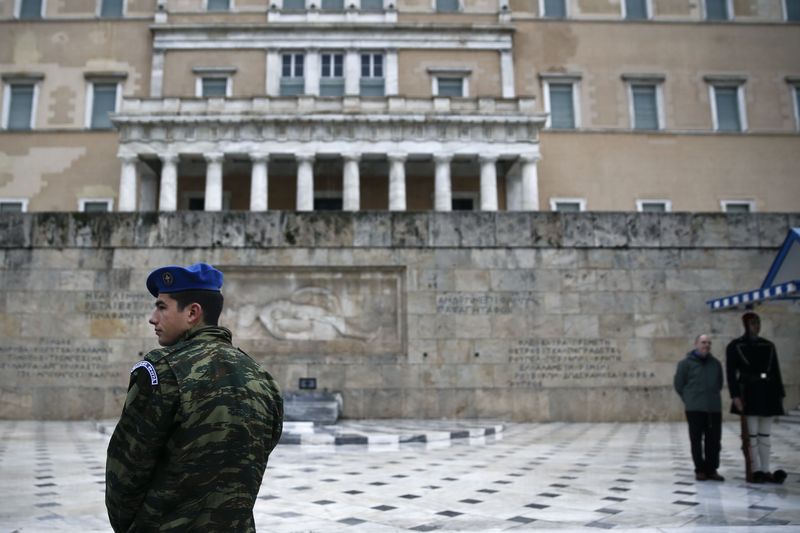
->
[162,272,174,286]
[131,361,159,385]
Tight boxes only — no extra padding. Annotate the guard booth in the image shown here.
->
[707,228,800,311]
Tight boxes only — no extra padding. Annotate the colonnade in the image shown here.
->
[117,151,540,211]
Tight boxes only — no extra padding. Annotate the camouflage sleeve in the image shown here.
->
[105,360,180,533]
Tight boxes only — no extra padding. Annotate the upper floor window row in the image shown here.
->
[540,74,798,134]
[2,73,123,131]
[15,0,126,18]
[11,0,799,19]
[539,0,800,21]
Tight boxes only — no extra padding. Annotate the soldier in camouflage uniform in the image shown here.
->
[106,263,283,532]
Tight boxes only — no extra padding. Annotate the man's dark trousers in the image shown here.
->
[685,411,722,474]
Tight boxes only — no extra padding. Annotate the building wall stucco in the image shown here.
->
[514,21,800,131]
[162,49,267,98]
[0,212,798,421]
[537,132,800,212]
[398,49,501,96]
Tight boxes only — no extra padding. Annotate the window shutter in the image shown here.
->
[436,0,459,12]
[543,0,566,17]
[19,0,42,19]
[632,85,658,130]
[361,0,383,10]
[8,85,34,130]
[207,0,230,11]
[437,78,464,97]
[100,0,124,17]
[202,78,227,97]
[788,0,800,21]
[549,83,575,129]
[625,0,647,19]
[714,87,741,131]
[91,83,117,129]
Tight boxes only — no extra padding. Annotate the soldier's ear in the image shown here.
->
[187,302,205,326]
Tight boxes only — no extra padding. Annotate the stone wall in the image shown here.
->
[1,212,798,421]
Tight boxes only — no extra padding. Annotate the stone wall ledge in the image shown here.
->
[1,212,796,250]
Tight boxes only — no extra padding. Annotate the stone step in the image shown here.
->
[278,420,505,446]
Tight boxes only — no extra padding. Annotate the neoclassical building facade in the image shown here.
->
[1,0,799,213]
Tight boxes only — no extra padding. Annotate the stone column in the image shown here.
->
[342,152,361,211]
[296,153,315,211]
[500,50,515,98]
[434,153,453,212]
[345,49,360,96]
[204,153,224,211]
[117,154,138,212]
[479,155,498,211]
[388,152,407,211]
[250,154,269,212]
[520,154,541,211]
[158,154,179,212]
[305,49,320,96]
[385,49,399,96]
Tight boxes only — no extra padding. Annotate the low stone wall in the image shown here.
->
[1,212,798,421]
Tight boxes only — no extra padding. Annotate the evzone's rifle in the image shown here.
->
[739,413,753,483]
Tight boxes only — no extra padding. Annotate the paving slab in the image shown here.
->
[0,420,798,532]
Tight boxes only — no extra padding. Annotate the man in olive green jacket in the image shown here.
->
[673,334,724,482]
[106,263,283,532]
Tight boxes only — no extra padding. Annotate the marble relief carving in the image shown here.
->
[221,267,405,356]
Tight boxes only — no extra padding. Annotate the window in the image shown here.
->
[436,77,464,97]
[207,0,230,11]
[623,0,649,20]
[201,77,228,97]
[550,198,586,212]
[100,0,124,17]
[280,53,305,96]
[630,84,660,130]
[543,79,579,129]
[636,200,671,212]
[360,53,384,96]
[0,199,28,212]
[705,0,731,20]
[282,0,305,9]
[787,0,800,20]
[708,83,746,132]
[361,0,383,10]
[18,0,43,19]
[80,198,113,212]
[320,53,344,96]
[3,83,36,130]
[793,84,800,130]
[541,0,566,17]
[721,200,754,213]
[436,0,459,12]
[321,0,344,11]
[88,82,119,129]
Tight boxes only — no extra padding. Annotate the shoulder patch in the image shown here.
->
[131,360,159,385]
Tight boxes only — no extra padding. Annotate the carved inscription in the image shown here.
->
[509,338,655,388]
[83,291,151,320]
[437,292,539,315]
[0,338,115,385]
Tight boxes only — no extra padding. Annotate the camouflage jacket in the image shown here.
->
[106,326,283,532]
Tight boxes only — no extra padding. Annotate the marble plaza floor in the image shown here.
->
[0,420,799,532]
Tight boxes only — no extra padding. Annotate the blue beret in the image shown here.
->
[146,263,223,297]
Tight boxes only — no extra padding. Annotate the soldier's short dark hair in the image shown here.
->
[172,290,224,326]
